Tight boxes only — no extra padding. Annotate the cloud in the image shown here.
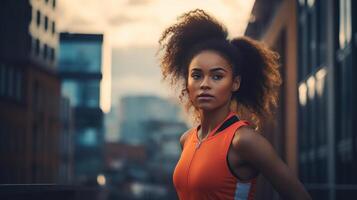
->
[108,14,137,26]
[65,16,93,27]
[126,0,155,6]
[111,74,172,105]
[111,47,159,76]
[57,0,255,48]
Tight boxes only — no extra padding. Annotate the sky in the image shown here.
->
[57,0,255,112]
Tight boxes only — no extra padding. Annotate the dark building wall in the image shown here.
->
[245,0,283,40]
[331,0,356,198]
[245,0,298,199]
[26,65,61,183]
[297,0,332,198]
[59,96,74,184]
[245,0,357,199]
[0,0,58,68]
[296,0,357,199]
[0,0,63,184]
[0,62,61,184]
[0,1,32,61]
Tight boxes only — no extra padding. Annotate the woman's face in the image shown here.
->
[187,50,240,111]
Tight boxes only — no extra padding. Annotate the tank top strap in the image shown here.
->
[224,120,250,155]
[227,120,250,136]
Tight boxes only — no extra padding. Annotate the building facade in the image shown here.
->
[59,33,104,184]
[245,0,357,199]
[119,95,182,145]
[297,0,357,199]
[0,0,62,184]
[58,96,74,184]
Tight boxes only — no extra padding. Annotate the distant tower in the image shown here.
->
[59,33,104,184]
[119,95,181,145]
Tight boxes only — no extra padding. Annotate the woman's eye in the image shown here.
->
[212,75,223,80]
[191,74,201,80]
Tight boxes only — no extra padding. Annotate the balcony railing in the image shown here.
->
[0,184,107,200]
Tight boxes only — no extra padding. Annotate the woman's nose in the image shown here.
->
[200,76,210,89]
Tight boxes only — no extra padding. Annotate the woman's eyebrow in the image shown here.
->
[190,68,202,72]
[191,67,228,72]
[210,67,227,72]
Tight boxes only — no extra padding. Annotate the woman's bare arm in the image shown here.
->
[232,127,312,200]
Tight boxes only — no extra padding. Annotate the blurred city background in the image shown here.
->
[0,0,356,200]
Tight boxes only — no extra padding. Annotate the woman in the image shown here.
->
[158,9,311,200]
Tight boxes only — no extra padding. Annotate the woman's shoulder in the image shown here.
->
[231,126,268,155]
[231,125,277,164]
[179,128,195,149]
[232,124,255,141]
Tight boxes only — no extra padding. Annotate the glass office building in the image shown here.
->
[59,33,104,184]
[297,0,357,198]
[246,0,357,199]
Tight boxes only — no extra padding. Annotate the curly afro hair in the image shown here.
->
[158,9,282,130]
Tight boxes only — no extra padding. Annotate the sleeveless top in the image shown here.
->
[173,112,256,200]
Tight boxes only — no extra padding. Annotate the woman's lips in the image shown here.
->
[197,94,214,100]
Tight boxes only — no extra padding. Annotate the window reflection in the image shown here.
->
[339,0,352,49]
[61,80,99,108]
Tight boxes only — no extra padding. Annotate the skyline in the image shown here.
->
[57,0,255,112]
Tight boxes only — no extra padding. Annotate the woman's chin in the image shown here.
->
[196,104,216,111]
[195,101,229,112]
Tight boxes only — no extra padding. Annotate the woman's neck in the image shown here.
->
[198,106,231,139]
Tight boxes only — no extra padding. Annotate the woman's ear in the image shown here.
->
[232,76,241,92]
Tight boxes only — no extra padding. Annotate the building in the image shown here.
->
[104,107,120,143]
[59,33,104,184]
[58,96,74,184]
[0,0,62,184]
[144,120,187,182]
[296,0,356,199]
[245,0,357,199]
[119,95,182,145]
[107,95,186,199]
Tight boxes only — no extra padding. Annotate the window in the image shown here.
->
[15,70,22,101]
[61,80,100,108]
[79,128,97,146]
[36,10,41,27]
[33,81,40,111]
[0,64,5,97]
[35,39,40,56]
[339,0,352,49]
[307,0,315,8]
[44,16,48,31]
[7,67,13,98]
[335,0,354,182]
[59,42,102,73]
[298,0,305,6]
[52,21,55,34]
[297,1,330,186]
[0,65,22,102]
[83,80,100,107]
[318,1,327,65]
[44,44,48,60]
[50,48,55,62]
[345,0,352,44]
[61,81,80,107]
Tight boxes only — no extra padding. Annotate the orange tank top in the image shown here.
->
[173,112,256,200]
